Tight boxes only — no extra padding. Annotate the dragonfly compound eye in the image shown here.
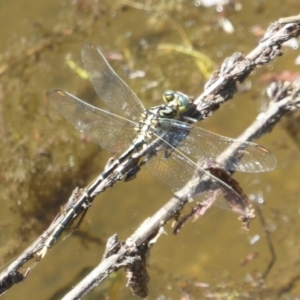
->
[175,92,190,113]
[163,90,175,103]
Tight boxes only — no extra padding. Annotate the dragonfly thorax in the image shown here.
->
[135,110,159,138]
[135,91,190,137]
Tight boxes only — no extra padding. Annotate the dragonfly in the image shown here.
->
[39,44,276,257]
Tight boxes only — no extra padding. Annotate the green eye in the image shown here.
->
[176,92,190,113]
[163,90,175,102]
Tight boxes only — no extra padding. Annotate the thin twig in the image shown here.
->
[1,14,300,297]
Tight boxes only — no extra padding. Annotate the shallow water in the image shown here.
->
[0,1,300,299]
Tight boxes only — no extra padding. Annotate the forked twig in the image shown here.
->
[62,77,300,300]
[1,14,300,297]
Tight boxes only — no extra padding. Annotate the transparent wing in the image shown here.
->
[49,90,137,154]
[155,119,277,173]
[146,137,252,216]
[81,44,145,121]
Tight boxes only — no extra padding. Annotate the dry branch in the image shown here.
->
[62,77,300,300]
[1,13,300,298]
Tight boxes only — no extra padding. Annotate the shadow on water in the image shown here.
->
[1,0,300,299]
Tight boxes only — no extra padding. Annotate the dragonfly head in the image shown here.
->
[163,90,190,113]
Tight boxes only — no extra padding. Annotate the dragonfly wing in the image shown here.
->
[156,119,277,173]
[81,44,145,120]
[49,90,137,154]
[146,136,253,217]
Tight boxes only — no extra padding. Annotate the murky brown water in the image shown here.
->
[0,0,300,299]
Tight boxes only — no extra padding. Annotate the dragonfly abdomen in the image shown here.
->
[38,135,147,257]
